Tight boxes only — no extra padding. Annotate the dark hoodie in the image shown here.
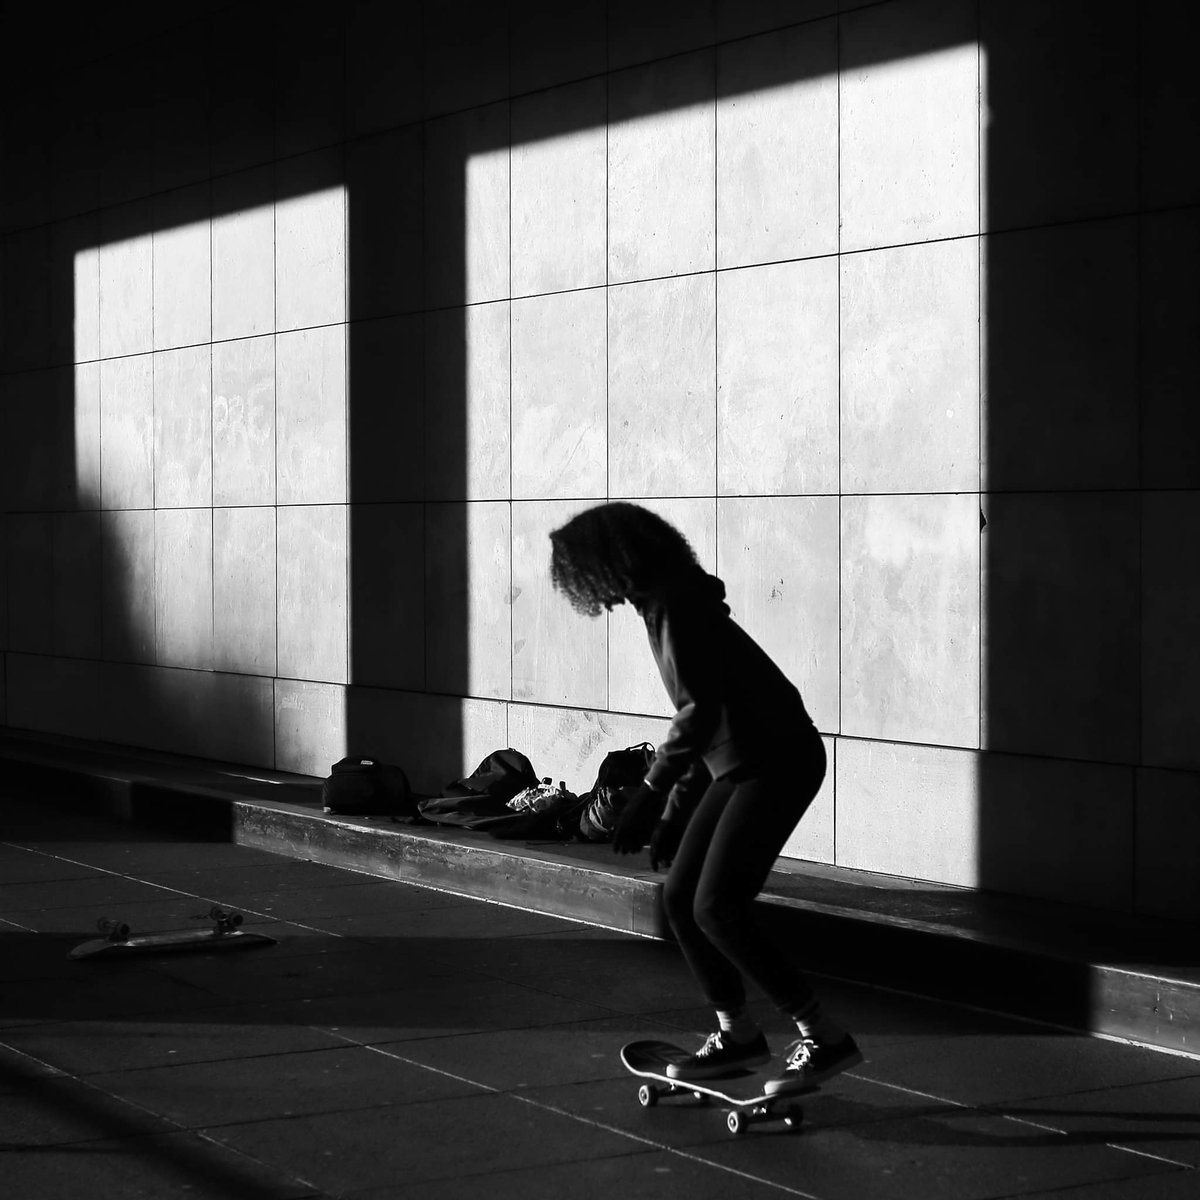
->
[633,568,819,819]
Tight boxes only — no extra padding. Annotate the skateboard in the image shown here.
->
[620,1039,812,1136]
[68,906,277,961]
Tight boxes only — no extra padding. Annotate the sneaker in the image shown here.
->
[666,1030,771,1080]
[764,1034,863,1096]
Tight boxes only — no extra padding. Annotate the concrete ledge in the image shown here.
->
[2,731,1198,1058]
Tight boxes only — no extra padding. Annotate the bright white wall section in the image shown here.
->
[3,178,348,767]
[453,27,986,885]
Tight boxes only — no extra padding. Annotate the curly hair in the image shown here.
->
[549,502,700,617]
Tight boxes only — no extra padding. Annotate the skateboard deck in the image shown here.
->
[620,1039,813,1135]
[69,907,276,961]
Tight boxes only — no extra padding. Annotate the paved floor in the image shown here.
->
[2,788,1199,1200]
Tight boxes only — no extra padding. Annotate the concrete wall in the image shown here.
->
[1,0,1197,920]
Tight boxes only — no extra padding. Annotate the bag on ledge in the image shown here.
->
[489,777,582,841]
[322,757,423,823]
[417,748,539,830]
[578,742,656,842]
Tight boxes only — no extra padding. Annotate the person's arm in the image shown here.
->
[639,760,710,869]
[663,758,710,822]
[644,602,724,795]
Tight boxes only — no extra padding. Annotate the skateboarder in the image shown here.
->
[550,502,862,1095]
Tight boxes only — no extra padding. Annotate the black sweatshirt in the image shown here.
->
[633,568,818,819]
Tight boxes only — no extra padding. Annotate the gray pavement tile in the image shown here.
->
[0,874,185,915]
[0,961,224,1029]
[0,1040,64,1093]
[515,1072,773,1152]
[312,902,581,942]
[2,817,134,844]
[0,845,110,884]
[0,1004,352,1076]
[145,942,460,1005]
[374,1014,695,1093]
[132,859,376,896]
[694,1104,1182,1200]
[208,881,478,923]
[652,980,1053,1062]
[515,1066,1131,1158]
[203,1091,642,1193]
[0,1130,321,1199]
[345,1148,798,1199]
[856,1030,1200,1109]
[212,923,366,961]
[1005,1074,1200,1167]
[426,926,709,1015]
[1018,1166,1200,1199]
[12,838,299,874]
[0,1073,175,1147]
[256,971,617,1046]
[0,924,95,983]
[805,975,1043,1043]
[87,1043,488,1129]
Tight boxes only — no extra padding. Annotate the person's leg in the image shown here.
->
[661,775,744,1010]
[687,750,825,1015]
[686,740,863,1092]
[659,776,771,1077]
[659,739,831,1079]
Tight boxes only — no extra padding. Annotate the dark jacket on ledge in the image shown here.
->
[632,567,819,820]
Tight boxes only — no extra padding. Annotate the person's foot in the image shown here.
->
[666,1030,771,1080]
[764,1034,863,1096]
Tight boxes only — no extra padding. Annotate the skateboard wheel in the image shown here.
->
[726,1110,747,1136]
[784,1106,804,1129]
[637,1083,658,1108]
[692,1091,710,1105]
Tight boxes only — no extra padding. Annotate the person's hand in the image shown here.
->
[611,784,666,855]
[649,816,686,871]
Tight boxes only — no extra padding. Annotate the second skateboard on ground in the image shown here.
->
[68,906,277,960]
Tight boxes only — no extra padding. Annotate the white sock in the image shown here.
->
[793,1005,846,1044]
[716,1007,761,1044]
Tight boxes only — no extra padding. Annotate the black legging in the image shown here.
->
[661,736,826,1016]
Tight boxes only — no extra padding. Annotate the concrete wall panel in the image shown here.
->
[717,257,838,496]
[512,289,607,502]
[841,0,979,250]
[842,493,980,748]
[154,345,213,509]
[716,19,838,270]
[512,500,606,708]
[213,506,277,678]
[718,495,839,735]
[425,501,512,700]
[213,335,276,509]
[841,238,979,495]
[608,274,716,498]
[511,80,607,297]
[609,52,716,283]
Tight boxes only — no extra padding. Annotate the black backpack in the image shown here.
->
[577,742,656,842]
[417,749,540,829]
[322,757,422,822]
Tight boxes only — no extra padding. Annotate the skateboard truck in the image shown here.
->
[69,906,276,960]
[192,906,244,934]
[635,1077,804,1135]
